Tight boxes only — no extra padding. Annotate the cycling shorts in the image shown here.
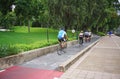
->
[58,37,66,42]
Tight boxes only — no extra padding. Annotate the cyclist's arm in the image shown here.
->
[65,35,68,41]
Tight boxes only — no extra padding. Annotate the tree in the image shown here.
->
[15,0,44,32]
[47,0,79,31]
[2,12,16,29]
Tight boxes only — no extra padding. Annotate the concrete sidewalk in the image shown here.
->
[59,35,120,79]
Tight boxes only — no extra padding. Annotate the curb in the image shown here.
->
[58,38,100,72]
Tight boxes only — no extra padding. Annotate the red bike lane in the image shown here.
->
[0,66,63,79]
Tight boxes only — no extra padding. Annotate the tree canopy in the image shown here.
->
[0,0,120,33]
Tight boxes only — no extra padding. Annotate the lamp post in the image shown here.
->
[47,22,49,43]
[72,29,75,39]
[118,0,120,3]
[11,4,16,12]
[118,0,120,15]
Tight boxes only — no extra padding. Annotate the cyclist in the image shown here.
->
[57,28,68,48]
[78,30,84,45]
[108,31,112,37]
[88,31,92,42]
[84,30,89,42]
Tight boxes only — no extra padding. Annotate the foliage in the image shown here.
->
[0,27,74,58]
[15,0,44,19]
[2,12,16,29]
[0,44,21,58]
[0,0,15,15]
[97,32,106,36]
[45,0,120,33]
[0,11,3,27]
[15,0,45,32]
[0,0,119,33]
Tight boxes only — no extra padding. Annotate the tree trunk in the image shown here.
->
[28,20,30,33]
[96,26,99,32]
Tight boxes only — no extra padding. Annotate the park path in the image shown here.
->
[20,35,99,70]
[60,35,120,79]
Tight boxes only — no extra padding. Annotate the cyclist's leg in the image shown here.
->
[58,38,62,48]
[60,38,65,48]
[79,37,81,44]
[64,41,67,48]
[89,35,91,42]
[84,35,87,42]
[85,35,89,42]
[61,39,67,53]
[81,37,83,44]
[63,38,67,48]
[59,38,64,48]
[57,38,62,55]
[78,37,80,44]
[79,37,83,45]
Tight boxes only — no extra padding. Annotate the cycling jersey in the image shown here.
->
[58,30,67,39]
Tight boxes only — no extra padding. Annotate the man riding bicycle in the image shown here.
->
[57,28,68,48]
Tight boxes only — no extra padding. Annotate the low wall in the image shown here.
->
[58,39,100,72]
[0,40,78,69]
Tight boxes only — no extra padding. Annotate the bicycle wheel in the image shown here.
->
[57,45,62,55]
[79,38,83,46]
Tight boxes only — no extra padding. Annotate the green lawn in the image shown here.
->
[0,30,57,45]
[0,26,76,58]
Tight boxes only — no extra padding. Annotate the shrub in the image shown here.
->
[0,44,21,58]
[97,32,106,36]
[0,40,58,58]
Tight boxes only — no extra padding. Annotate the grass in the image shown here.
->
[0,26,76,58]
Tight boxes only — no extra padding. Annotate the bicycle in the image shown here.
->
[57,41,67,55]
[78,37,84,46]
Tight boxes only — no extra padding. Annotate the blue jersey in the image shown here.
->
[58,30,67,39]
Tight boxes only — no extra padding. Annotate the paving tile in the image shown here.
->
[86,71,95,79]
[112,74,120,79]
[102,73,112,79]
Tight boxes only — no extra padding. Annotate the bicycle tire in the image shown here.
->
[57,45,66,55]
[57,45,62,55]
[57,41,67,55]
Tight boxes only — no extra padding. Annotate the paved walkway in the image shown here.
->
[59,35,120,79]
[20,35,99,70]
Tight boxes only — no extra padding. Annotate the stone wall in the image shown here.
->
[0,40,78,69]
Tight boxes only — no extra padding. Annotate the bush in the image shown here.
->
[0,44,21,58]
[32,21,41,27]
[97,32,106,36]
[0,40,58,58]
[1,12,16,29]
